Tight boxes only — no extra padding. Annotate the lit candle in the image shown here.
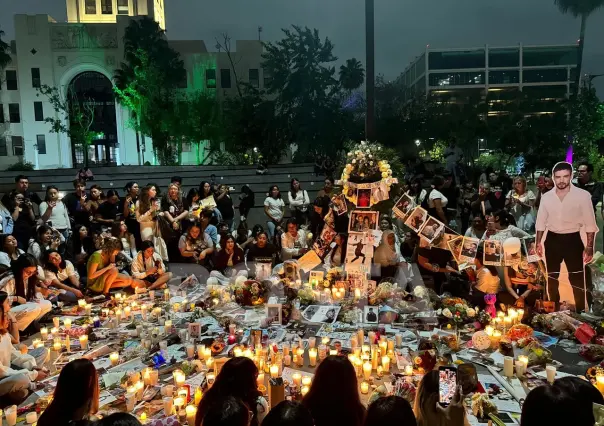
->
[186,405,197,426]
[405,365,413,376]
[357,329,364,344]
[143,368,151,385]
[354,288,361,300]
[174,397,185,411]
[503,356,514,378]
[301,377,311,388]
[140,412,147,424]
[270,364,279,378]
[78,299,86,308]
[124,306,131,318]
[26,412,38,424]
[174,371,186,388]
[257,372,265,388]
[203,348,212,361]
[40,327,48,340]
[382,356,390,372]
[377,365,383,378]
[207,373,215,389]
[485,325,494,336]
[164,288,170,301]
[233,347,243,358]
[206,357,214,370]
[165,320,173,331]
[64,318,72,330]
[115,309,123,321]
[50,327,58,337]
[360,381,369,394]
[301,385,310,396]
[518,355,529,369]
[596,374,604,393]
[110,352,119,366]
[85,304,92,316]
[292,372,302,386]
[297,348,304,367]
[283,355,291,366]
[504,316,512,329]
[53,341,61,352]
[79,335,88,350]
[363,361,372,380]
[194,387,203,405]
[368,331,375,344]
[308,348,318,367]
[329,349,337,356]
[354,358,363,378]
[491,330,502,348]
[379,341,387,357]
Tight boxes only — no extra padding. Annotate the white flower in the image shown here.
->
[347,152,353,157]
[352,159,356,164]
[442,308,453,318]
[377,146,381,150]
[355,150,360,155]
[467,308,476,317]
[455,303,463,309]
[361,141,366,146]
[369,161,374,166]
[436,309,442,315]
[366,149,370,153]
[368,154,373,159]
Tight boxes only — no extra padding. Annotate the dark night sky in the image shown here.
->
[1,0,603,94]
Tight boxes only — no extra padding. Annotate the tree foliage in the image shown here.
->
[339,58,365,92]
[0,28,10,70]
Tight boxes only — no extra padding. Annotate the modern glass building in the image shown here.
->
[402,44,578,116]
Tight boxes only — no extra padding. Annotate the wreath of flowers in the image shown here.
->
[342,141,393,183]
[231,280,268,306]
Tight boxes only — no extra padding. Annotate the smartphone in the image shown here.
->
[438,365,457,407]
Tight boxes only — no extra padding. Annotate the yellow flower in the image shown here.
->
[382,172,388,178]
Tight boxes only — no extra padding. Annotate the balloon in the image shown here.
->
[503,237,521,253]
[472,331,492,350]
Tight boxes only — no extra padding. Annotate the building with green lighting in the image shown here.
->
[402,43,579,116]
[0,0,264,170]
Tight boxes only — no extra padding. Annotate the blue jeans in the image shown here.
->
[267,221,276,239]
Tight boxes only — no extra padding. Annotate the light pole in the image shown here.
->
[365,0,375,141]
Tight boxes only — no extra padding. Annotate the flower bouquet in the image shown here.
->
[342,141,392,183]
[321,267,345,290]
[231,280,268,306]
[505,324,534,342]
[437,298,477,325]
[523,341,552,366]
[471,393,498,420]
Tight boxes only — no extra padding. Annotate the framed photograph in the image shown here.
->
[301,305,341,324]
[331,194,348,216]
[418,217,445,245]
[483,239,503,266]
[357,188,371,208]
[345,232,374,266]
[459,237,480,263]
[392,193,416,220]
[348,210,379,233]
[254,261,273,280]
[188,322,201,339]
[437,233,459,250]
[312,224,337,258]
[364,305,379,324]
[504,243,522,267]
[404,207,428,233]
[266,304,282,325]
[213,357,228,376]
[523,236,540,263]
[344,186,358,206]
[446,236,464,262]
[371,182,390,204]
[309,271,325,288]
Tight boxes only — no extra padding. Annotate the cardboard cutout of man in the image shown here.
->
[535,162,598,312]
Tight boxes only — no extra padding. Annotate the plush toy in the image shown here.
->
[484,294,497,318]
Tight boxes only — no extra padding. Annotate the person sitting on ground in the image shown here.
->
[0,290,48,406]
[464,215,486,239]
[0,254,52,333]
[365,396,417,426]
[39,185,71,242]
[87,238,144,296]
[131,241,173,290]
[374,230,411,290]
[76,167,94,182]
[197,396,251,426]
[233,221,253,251]
[414,370,466,426]
[37,358,99,426]
[281,219,308,261]
[178,221,214,265]
[500,261,544,309]
[302,355,366,426]
[469,247,500,308]
[85,185,104,230]
[111,220,137,262]
[0,235,24,271]
[247,231,277,275]
[195,357,267,426]
[262,400,314,426]
[27,225,62,263]
[210,236,247,285]
[72,225,95,278]
[43,250,86,303]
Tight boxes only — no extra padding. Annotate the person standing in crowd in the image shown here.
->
[9,191,36,250]
[535,175,554,211]
[1,175,42,212]
[281,219,308,261]
[121,182,141,248]
[482,210,529,243]
[63,180,89,228]
[215,184,235,231]
[161,183,187,260]
[264,185,285,240]
[505,176,536,232]
[131,241,173,290]
[236,185,255,223]
[76,167,94,182]
[536,161,597,312]
[288,178,310,226]
[575,161,603,212]
[178,221,214,265]
[39,186,71,242]
[136,185,159,243]
[407,178,427,206]
[444,141,463,181]
[37,358,98,426]
[425,175,449,225]
[95,190,120,228]
[316,177,334,200]
[440,171,458,227]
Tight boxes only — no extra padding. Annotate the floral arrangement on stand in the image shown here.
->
[231,280,269,306]
[437,298,477,326]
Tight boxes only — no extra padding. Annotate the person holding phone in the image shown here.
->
[39,186,71,242]
[9,191,36,251]
[62,179,89,228]
[136,185,160,242]
[95,190,120,227]
[414,370,466,426]
[215,184,235,232]
[87,238,143,295]
[131,241,173,290]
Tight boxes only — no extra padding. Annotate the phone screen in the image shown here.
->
[439,367,457,406]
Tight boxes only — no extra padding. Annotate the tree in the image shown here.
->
[37,85,98,167]
[0,27,10,70]
[177,91,223,164]
[114,18,186,165]
[339,58,365,92]
[554,0,604,94]
[262,26,357,157]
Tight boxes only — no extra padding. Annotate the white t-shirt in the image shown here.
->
[44,260,79,283]
[445,146,463,166]
[475,267,501,294]
[428,189,448,209]
[264,197,285,221]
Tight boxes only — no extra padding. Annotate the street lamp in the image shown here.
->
[415,139,421,147]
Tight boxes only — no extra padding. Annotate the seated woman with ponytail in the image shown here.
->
[42,250,87,304]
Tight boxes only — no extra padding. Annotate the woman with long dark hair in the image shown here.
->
[0,290,48,405]
[302,355,366,426]
[414,370,466,426]
[197,396,251,426]
[27,224,61,262]
[263,401,314,426]
[237,185,255,223]
[122,181,141,248]
[162,183,188,260]
[264,185,285,240]
[288,178,310,226]
[135,185,159,243]
[111,220,137,262]
[72,225,95,278]
[210,235,247,285]
[39,185,71,242]
[43,249,85,303]
[0,254,51,331]
[365,396,417,426]
[195,357,267,426]
[178,221,214,265]
[37,358,99,426]
[9,190,36,250]
[0,234,24,271]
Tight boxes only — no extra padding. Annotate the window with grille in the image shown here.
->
[36,135,46,154]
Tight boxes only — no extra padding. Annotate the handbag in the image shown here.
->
[153,221,169,261]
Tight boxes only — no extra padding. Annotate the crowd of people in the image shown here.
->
[33,354,603,426]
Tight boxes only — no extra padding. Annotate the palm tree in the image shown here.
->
[0,28,11,70]
[339,58,365,92]
[554,0,604,94]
